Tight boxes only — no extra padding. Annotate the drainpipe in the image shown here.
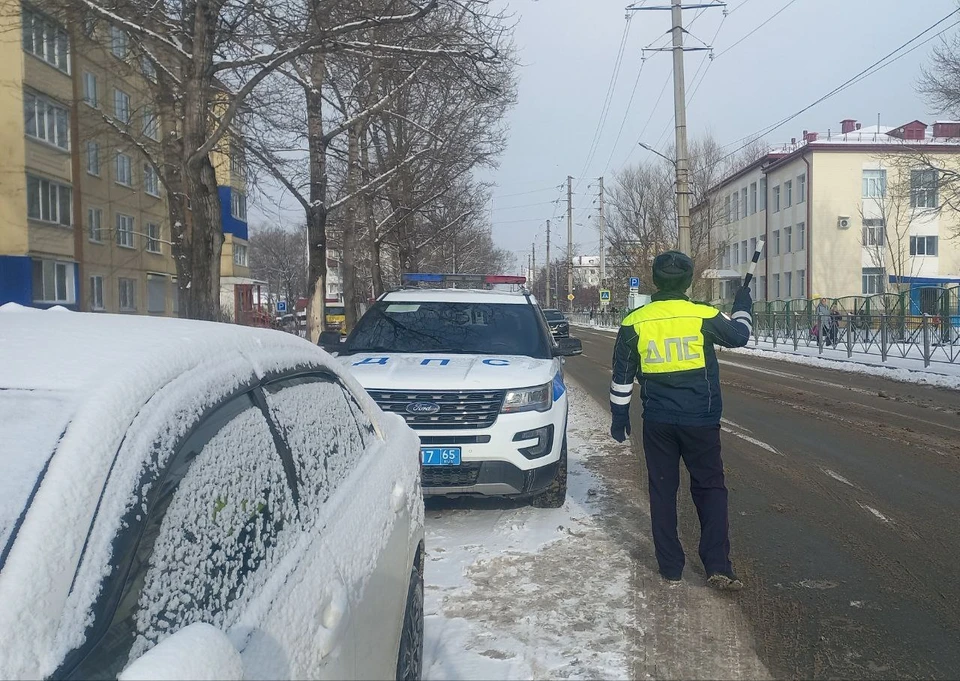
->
[803,153,812,298]
[69,22,85,311]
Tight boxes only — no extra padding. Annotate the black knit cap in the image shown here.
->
[652,250,694,293]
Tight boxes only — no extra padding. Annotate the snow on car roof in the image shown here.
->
[382,288,532,305]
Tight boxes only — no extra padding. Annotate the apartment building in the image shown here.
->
[700,118,960,309]
[0,3,255,317]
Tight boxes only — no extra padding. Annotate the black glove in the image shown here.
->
[610,414,631,443]
[733,283,753,312]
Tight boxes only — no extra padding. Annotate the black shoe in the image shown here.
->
[660,571,682,583]
[707,572,744,591]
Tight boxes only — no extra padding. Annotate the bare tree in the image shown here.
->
[248,224,307,309]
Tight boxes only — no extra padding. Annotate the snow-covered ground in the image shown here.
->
[573,323,960,390]
[422,383,770,680]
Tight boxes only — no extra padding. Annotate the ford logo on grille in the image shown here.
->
[406,401,441,415]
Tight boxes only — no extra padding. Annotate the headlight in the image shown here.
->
[501,383,552,413]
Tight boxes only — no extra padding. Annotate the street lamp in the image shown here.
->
[637,141,677,167]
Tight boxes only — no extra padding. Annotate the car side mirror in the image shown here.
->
[318,330,343,354]
[119,623,243,680]
[554,337,583,357]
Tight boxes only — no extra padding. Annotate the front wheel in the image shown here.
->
[396,568,424,681]
[530,436,567,508]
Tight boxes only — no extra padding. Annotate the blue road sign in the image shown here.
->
[277,301,288,313]
[629,277,640,288]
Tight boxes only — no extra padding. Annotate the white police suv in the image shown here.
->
[321,275,582,508]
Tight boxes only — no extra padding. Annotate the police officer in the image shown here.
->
[609,250,752,590]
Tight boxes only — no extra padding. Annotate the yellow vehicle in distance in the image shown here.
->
[325,303,347,335]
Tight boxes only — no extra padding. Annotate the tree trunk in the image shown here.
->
[180,157,224,320]
[305,55,329,344]
[343,125,361,330]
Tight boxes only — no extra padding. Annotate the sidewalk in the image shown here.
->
[572,323,960,391]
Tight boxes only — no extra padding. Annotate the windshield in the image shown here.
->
[543,310,566,322]
[326,306,345,316]
[345,301,551,358]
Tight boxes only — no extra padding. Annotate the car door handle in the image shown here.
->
[390,482,405,513]
[317,579,348,658]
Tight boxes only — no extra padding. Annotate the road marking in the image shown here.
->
[819,467,855,487]
[857,501,892,524]
[721,426,783,456]
[719,359,874,395]
[720,417,752,433]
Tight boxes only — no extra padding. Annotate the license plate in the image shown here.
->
[421,447,462,466]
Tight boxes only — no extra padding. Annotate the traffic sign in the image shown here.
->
[567,293,575,301]
[629,277,640,289]
[599,289,611,302]
[277,301,287,313]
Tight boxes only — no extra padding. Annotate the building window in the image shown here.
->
[749,236,757,258]
[88,207,103,242]
[731,192,739,222]
[110,25,127,59]
[26,174,71,225]
[82,72,98,107]
[143,106,159,140]
[722,245,730,268]
[741,240,748,264]
[230,144,246,177]
[862,267,885,295]
[733,243,740,266]
[862,218,885,247]
[144,164,160,196]
[784,225,792,253]
[797,270,805,296]
[749,183,757,215]
[32,259,75,304]
[147,274,166,313]
[86,141,100,175]
[757,276,766,300]
[861,169,886,198]
[23,92,69,150]
[724,195,731,222]
[784,180,793,208]
[741,188,748,219]
[116,213,135,248]
[910,169,938,208]
[146,222,161,253]
[798,174,806,203]
[231,191,247,221]
[785,271,793,298]
[116,152,133,186]
[773,273,781,299]
[119,277,137,311]
[22,6,70,73]
[910,235,938,256]
[82,14,96,37]
[113,88,131,124]
[234,243,248,267]
[797,222,805,251]
[773,185,780,212]
[141,55,156,81]
[773,229,780,255]
[89,274,104,310]
[759,178,767,211]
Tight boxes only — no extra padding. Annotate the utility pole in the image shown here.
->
[545,220,551,308]
[628,0,724,257]
[567,175,574,312]
[598,176,606,286]
[531,241,536,295]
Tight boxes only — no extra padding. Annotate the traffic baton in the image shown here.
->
[742,239,765,289]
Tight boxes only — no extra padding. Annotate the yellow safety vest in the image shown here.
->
[621,299,719,374]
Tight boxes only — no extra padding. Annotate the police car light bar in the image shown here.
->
[401,273,527,285]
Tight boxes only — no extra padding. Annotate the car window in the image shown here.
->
[263,376,375,522]
[345,300,551,358]
[68,393,296,679]
[543,310,565,321]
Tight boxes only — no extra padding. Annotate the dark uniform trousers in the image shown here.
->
[641,420,731,578]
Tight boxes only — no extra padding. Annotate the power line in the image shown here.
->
[491,184,562,199]
[491,200,559,212]
[714,0,802,60]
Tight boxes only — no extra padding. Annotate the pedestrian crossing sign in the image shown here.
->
[600,289,611,302]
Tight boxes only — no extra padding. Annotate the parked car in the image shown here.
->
[541,308,570,338]
[0,305,424,681]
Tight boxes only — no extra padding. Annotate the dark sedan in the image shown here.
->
[542,308,570,338]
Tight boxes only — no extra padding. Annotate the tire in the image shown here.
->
[396,568,424,681]
[530,436,567,508]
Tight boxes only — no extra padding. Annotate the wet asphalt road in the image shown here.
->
[565,327,960,680]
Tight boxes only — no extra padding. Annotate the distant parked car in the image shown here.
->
[0,306,424,681]
[542,308,570,338]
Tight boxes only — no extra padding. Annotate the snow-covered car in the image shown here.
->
[541,308,570,338]
[320,277,582,508]
[0,306,424,681]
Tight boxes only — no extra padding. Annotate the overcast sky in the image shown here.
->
[487,0,959,273]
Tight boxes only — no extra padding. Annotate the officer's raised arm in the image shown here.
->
[703,284,753,348]
[609,322,640,443]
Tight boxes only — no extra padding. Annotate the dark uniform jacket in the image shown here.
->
[610,292,752,426]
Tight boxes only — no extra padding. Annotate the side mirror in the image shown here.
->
[318,330,343,353]
[119,623,243,681]
[554,337,583,357]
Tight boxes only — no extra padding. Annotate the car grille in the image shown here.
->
[421,462,482,488]
[368,390,506,430]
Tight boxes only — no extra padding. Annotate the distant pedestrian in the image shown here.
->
[829,303,842,347]
[609,251,752,591]
[815,297,831,343]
